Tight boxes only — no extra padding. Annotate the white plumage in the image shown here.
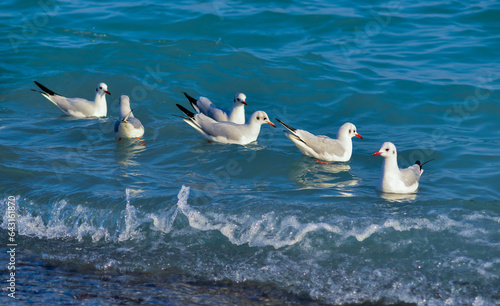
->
[276,119,363,162]
[33,81,110,118]
[114,95,145,144]
[176,103,275,145]
[183,92,247,124]
[372,142,431,194]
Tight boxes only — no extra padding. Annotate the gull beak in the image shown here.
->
[105,90,111,95]
[267,121,276,128]
[242,101,247,105]
[372,151,382,156]
[355,133,363,139]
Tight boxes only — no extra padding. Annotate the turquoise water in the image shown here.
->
[1,0,500,304]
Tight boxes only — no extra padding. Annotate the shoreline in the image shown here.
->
[2,251,328,305]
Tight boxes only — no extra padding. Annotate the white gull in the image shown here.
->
[372,142,433,194]
[114,95,145,145]
[183,92,247,124]
[176,103,275,145]
[276,118,362,162]
[33,81,110,118]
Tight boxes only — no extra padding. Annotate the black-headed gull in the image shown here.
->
[183,92,247,124]
[33,81,110,118]
[175,103,275,145]
[372,142,433,194]
[114,95,145,145]
[275,118,363,162]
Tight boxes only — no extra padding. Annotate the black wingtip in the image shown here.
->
[34,81,58,96]
[415,159,435,170]
[176,104,195,119]
[182,92,198,105]
[275,118,297,132]
[283,130,307,145]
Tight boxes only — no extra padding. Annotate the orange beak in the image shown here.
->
[267,122,276,128]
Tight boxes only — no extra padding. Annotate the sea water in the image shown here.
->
[1,0,499,304]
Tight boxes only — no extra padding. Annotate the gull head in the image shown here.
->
[338,122,362,139]
[96,83,111,96]
[251,111,276,127]
[120,95,131,110]
[119,95,136,120]
[372,142,397,158]
[234,92,247,106]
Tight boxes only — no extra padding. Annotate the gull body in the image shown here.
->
[176,104,275,145]
[33,81,110,118]
[114,95,144,140]
[276,119,362,162]
[183,92,247,124]
[372,142,431,194]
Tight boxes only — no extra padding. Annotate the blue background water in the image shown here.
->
[1,0,500,304]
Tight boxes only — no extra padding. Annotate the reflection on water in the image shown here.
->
[114,140,147,169]
[289,157,360,194]
[379,191,417,202]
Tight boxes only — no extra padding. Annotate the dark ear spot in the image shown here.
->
[96,88,98,92]
[392,150,395,154]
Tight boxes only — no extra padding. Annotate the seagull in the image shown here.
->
[182,92,247,124]
[175,103,275,145]
[275,119,363,162]
[372,142,433,194]
[114,95,145,145]
[32,81,110,118]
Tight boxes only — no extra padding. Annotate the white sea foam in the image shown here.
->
[174,186,500,251]
[118,201,142,242]
[147,205,179,234]
[176,186,342,248]
[345,214,484,242]
[0,190,180,243]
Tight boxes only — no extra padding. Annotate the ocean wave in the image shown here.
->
[2,186,499,252]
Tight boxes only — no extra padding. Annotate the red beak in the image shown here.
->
[355,133,363,139]
[105,90,111,95]
[242,101,247,105]
[372,151,382,156]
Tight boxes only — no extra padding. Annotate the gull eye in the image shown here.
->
[257,116,260,120]
[385,148,389,152]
